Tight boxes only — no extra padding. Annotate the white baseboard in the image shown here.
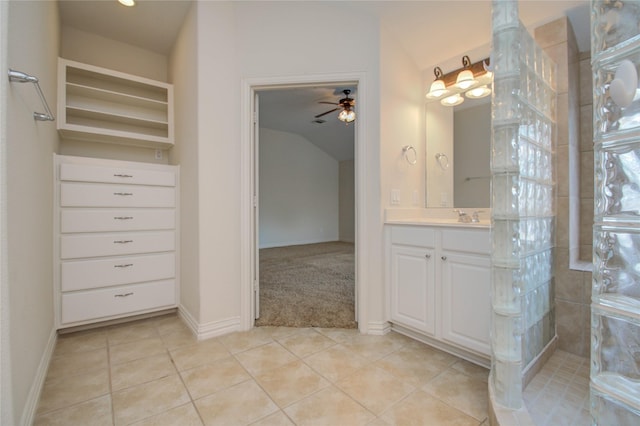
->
[365,321,391,335]
[391,323,491,369]
[20,327,57,426]
[259,238,340,249]
[178,306,241,341]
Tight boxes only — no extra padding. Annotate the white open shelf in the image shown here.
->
[57,58,174,149]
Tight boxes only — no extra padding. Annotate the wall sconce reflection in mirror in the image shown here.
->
[426,56,492,107]
[435,153,449,170]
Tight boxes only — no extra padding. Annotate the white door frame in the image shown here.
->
[240,72,369,331]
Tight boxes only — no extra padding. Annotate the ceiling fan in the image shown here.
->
[315,89,356,123]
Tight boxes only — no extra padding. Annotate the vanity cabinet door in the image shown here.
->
[440,251,491,356]
[390,244,436,336]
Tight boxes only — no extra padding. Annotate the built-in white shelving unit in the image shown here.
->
[57,58,174,148]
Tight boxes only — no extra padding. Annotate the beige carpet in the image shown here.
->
[255,241,356,328]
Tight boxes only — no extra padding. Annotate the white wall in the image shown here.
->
[5,1,60,423]
[339,159,355,243]
[259,128,339,248]
[194,1,241,325]
[190,1,383,330]
[168,3,200,322]
[453,102,491,208]
[380,26,424,209]
[61,26,167,81]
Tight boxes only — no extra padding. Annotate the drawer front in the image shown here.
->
[61,253,175,291]
[61,209,175,233]
[61,279,175,324]
[61,183,175,208]
[60,163,175,186]
[61,231,175,259]
[390,225,436,247]
[441,229,490,254]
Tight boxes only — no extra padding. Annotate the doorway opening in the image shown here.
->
[254,84,356,328]
[240,73,368,332]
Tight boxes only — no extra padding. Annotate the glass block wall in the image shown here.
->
[591,1,640,422]
[490,0,557,409]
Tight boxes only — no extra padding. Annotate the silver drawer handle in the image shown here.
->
[113,192,133,196]
[114,216,133,220]
[114,263,133,268]
[114,292,134,298]
[113,174,133,178]
[114,240,133,244]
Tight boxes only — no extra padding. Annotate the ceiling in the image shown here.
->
[258,86,356,162]
[58,0,591,162]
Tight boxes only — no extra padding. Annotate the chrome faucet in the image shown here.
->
[471,210,485,223]
[454,209,471,223]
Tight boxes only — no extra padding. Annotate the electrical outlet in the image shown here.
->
[391,189,400,205]
[155,149,163,160]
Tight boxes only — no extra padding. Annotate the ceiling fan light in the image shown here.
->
[441,93,464,107]
[338,109,356,123]
[455,69,477,90]
[426,80,449,99]
[465,85,491,99]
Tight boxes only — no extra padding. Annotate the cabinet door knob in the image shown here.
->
[441,256,447,260]
[425,254,431,259]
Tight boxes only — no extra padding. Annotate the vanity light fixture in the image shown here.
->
[441,93,464,106]
[426,67,450,99]
[118,0,135,7]
[426,55,492,106]
[455,56,478,90]
[465,85,491,99]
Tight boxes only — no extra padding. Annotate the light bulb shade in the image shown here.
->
[455,69,477,90]
[441,93,464,107]
[338,109,356,123]
[465,85,491,99]
[426,80,450,99]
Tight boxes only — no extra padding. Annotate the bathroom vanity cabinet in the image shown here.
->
[386,223,491,363]
[53,155,180,329]
[57,58,174,149]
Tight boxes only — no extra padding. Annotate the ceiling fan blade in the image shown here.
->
[315,108,339,118]
[318,101,339,105]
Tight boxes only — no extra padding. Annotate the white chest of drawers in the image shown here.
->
[54,154,180,329]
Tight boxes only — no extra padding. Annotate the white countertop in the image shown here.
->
[384,208,491,229]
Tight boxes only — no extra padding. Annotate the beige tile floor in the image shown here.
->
[524,350,591,426]
[34,313,490,426]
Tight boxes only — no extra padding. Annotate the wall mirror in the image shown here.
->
[425,87,491,209]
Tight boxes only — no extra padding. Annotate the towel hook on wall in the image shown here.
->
[8,69,55,121]
[402,145,417,165]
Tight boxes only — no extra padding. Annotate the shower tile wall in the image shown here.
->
[534,17,591,359]
[579,51,595,264]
